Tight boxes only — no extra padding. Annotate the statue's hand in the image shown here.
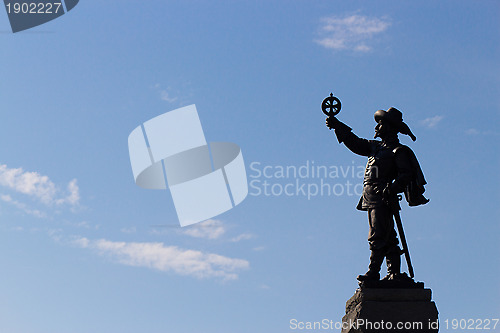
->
[326,116,340,130]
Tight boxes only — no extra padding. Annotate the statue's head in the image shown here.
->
[374,119,397,139]
[374,107,416,141]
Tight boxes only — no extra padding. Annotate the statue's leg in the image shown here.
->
[357,248,384,281]
[357,208,387,281]
[383,246,402,280]
[382,212,403,280]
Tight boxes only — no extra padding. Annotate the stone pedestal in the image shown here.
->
[341,282,439,332]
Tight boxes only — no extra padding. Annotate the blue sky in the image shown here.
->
[1,1,499,332]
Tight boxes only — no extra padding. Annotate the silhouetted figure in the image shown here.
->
[326,107,428,282]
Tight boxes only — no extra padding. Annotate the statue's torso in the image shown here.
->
[358,141,398,210]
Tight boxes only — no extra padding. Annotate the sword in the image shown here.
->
[389,194,415,278]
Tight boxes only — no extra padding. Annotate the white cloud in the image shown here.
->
[354,44,372,52]
[420,115,444,129]
[1,194,46,218]
[56,179,80,206]
[0,164,80,207]
[181,219,226,239]
[154,83,178,103]
[465,128,499,136]
[315,14,391,52]
[64,220,99,229]
[72,236,90,248]
[74,237,249,281]
[0,165,56,204]
[230,233,254,242]
[465,128,480,135]
[47,228,64,242]
[120,227,137,234]
[153,81,195,106]
[160,90,178,103]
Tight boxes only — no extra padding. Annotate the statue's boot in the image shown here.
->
[357,250,384,281]
[382,249,402,281]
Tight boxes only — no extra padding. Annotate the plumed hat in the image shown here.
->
[374,107,416,141]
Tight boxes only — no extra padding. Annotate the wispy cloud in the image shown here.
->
[0,194,46,218]
[152,80,195,106]
[0,164,80,207]
[64,220,99,230]
[120,227,137,234]
[230,233,254,242]
[154,84,178,103]
[181,219,226,239]
[465,128,499,136]
[420,115,444,129]
[160,90,178,103]
[315,14,391,52]
[73,237,249,281]
[56,179,80,206]
[465,128,480,135]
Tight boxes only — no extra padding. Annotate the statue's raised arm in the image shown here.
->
[326,116,373,156]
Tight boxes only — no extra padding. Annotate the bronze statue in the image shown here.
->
[323,94,429,282]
